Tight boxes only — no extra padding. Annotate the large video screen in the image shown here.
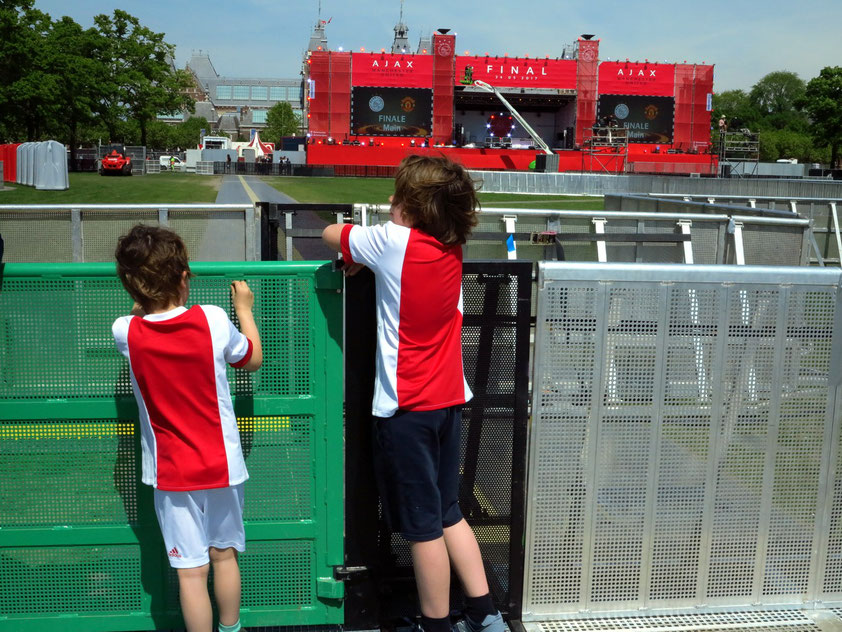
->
[597,95,675,144]
[351,87,432,137]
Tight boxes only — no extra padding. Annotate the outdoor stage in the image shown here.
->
[306,143,718,175]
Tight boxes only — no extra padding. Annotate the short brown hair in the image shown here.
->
[392,155,479,245]
[115,224,192,312]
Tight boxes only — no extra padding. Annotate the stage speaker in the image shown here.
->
[535,152,559,172]
[721,164,731,179]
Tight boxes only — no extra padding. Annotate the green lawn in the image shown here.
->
[262,176,604,209]
[0,171,603,209]
[0,172,222,204]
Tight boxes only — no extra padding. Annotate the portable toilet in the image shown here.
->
[3,143,20,182]
[34,140,69,190]
[23,142,37,186]
[16,143,29,184]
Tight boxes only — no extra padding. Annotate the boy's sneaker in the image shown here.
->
[456,611,506,632]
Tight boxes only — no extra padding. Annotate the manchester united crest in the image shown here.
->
[400,96,416,112]
[644,104,659,120]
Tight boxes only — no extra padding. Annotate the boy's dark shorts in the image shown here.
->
[373,406,464,542]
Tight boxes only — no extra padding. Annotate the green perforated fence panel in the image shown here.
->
[0,262,344,631]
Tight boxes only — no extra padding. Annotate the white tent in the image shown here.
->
[245,131,274,159]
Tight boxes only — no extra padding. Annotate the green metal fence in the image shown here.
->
[0,261,344,631]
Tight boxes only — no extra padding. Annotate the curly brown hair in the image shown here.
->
[115,224,193,312]
[392,154,479,245]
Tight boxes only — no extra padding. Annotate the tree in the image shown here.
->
[44,17,107,161]
[263,102,300,144]
[802,66,842,168]
[711,89,760,135]
[0,1,57,140]
[94,10,194,146]
[749,70,807,132]
[171,116,209,150]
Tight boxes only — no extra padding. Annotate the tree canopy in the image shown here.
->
[712,69,838,164]
[0,3,193,147]
[263,102,300,145]
[802,66,842,168]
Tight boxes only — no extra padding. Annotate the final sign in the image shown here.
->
[455,57,577,90]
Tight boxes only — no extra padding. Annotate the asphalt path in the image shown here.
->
[215,175,335,260]
[215,175,297,205]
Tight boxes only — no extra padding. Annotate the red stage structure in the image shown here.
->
[305,33,717,174]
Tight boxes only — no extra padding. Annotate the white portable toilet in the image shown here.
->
[23,142,37,186]
[34,140,69,190]
[16,143,30,185]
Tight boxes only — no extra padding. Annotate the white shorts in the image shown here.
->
[153,484,246,569]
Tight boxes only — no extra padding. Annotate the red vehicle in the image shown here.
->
[99,147,133,176]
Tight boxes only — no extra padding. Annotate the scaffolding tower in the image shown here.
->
[581,126,629,174]
[719,129,760,177]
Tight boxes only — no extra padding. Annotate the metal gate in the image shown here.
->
[0,261,344,631]
[525,262,842,619]
[343,261,532,628]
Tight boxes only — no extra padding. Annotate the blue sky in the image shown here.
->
[33,0,842,92]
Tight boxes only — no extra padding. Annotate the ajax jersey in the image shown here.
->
[341,222,473,417]
[112,305,253,491]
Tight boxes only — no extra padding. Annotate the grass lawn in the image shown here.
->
[262,176,604,209]
[0,172,222,204]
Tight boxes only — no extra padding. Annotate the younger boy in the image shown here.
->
[112,224,262,632]
[322,155,504,632]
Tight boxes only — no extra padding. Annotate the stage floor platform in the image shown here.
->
[306,144,718,175]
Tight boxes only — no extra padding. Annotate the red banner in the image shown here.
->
[351,53,433,88]
[598,62,675,96]
[455,57,577,90]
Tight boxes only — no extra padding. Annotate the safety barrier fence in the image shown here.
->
[0,261,344,631]
[525,263,842,620]
[4,256,842,631]
[356,204,812,266]
[643,193,842,266]
[0,204,259,263]
[2,202,813,270]
[472,171,842,199]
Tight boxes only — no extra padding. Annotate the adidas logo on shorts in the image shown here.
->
[168,547,182,559]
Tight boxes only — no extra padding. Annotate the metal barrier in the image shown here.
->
[0,204,260,262]
[525,262,842,619]
[344,262,532,628]
[258,203,351,262]
[357,204,811,266]
[196,161,215,176]
[643,193,842,266]
[0,261,344,631]
[472,171,842,199]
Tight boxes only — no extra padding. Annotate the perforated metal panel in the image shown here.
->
[0,204,258,263]
[0,211,73,262]
[525,263,842,619]
[0,261,344,631]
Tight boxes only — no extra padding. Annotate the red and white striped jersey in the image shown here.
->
[341,222,473,418]
[112,305,253,491]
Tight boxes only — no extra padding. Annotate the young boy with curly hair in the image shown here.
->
[323,155,504,632]
[112,224,262,632]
